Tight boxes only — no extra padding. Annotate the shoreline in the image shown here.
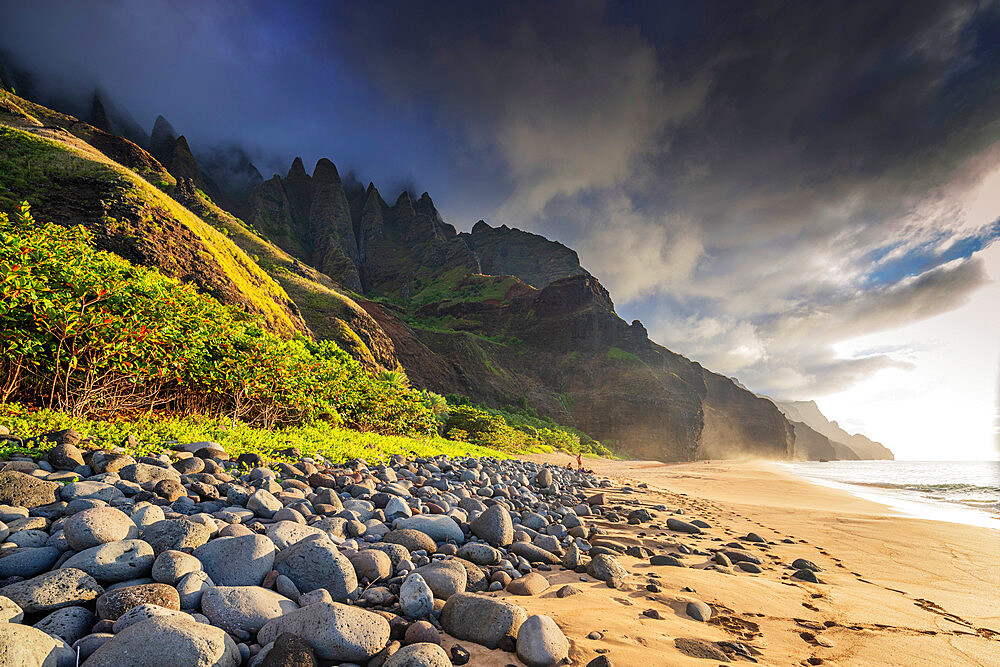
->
[779,461,1000,531]
[516,453,1000,666]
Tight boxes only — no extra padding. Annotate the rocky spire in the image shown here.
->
[308,158,361,291]
[88,90,113,133]
[149,115,177,160]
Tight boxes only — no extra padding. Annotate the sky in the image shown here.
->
[3,0,999,459]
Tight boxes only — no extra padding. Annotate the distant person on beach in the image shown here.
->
[576,453,583,470]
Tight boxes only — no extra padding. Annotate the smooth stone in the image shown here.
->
[118,463,181,485]
[152,550,203,585]
[382,529,436,554]
[61,539,155,583]
[666,518,702,534]
[507,572,548,596]
[247,490,283,518]
[469,504,513,547]
[201,586,299,634]
[347,549,392,582]
[399,573,433,619]
[141,518,211,555]
[516,614,569,667]
[251,632,316,667]
[273,537,357,602]
[440,593,528,650]
[34,605,95,645]
[0,545,60,577]
[265,521,327,550]
[650,554,685,567]
[402,620,440,645]
[686,600,712,622]
[455,543,502,566]
[792,568,820,583]
[394,516,464,544]
[0,568,103,614]
[587,554,628,583]
[257,601,390,662]
[383,642,450,667]
[193,534,276,586]
[510,542,560,565]
[412,560,466,600]
[0,622,75,667]
[82,614,241,667]
[71,633,114,662]
[176,571,214,609]
[63,507,136,551]
[60,481,121,503]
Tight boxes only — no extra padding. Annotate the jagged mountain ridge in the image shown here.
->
[0,84,877,461]
[773,400,894,460]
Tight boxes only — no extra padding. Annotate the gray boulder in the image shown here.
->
[440,593,528,649]
[201,586,298,634]
[470,504,513,547]
[63,507,136,551]
[0,545,61,578]
[257,601,390,662]
[33,605,95,645]
[399,572,433,619]
[394,515,464,544]
[273,537,356,602]
[516,614,570,667]
[81,614,240,667]
[384,642,451,667]
[0,623,75,667]
[0,568,103,614]
[0,471,60,507]
[140,519,211,555]
[61,539,154,583]
[193,534,275,586]
[412,560,466,600]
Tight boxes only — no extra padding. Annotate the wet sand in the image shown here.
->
[449,455,1000,666]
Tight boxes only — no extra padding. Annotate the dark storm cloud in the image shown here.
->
[3,0,999,400]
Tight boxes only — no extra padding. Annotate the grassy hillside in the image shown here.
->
[0,90,305,335]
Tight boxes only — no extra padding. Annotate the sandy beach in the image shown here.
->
[452,455,1000,666]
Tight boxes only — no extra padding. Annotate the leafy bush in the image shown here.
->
[444,395,615,457]
[0,203,435,435]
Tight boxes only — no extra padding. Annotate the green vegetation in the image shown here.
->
[0,203,435,435]
[0,405,510,464]
[0,115,302,334]
[443,398,615,457]
[607,346,642,364]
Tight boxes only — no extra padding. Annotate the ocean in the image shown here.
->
[784,460,1000,530]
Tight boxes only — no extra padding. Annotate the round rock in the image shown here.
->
[0,622,75,667]
[273,537,357,602]
[202,585,298,634]
[516,614,570,667]
[440,593,528,650]
[0,568,103,614]
[470,504,513,547]
[61,539,155,583]
[63,507,136,551]
[82,614,241,667]
[96,582,180,620]
[193,534,276,587]
[384,642,451,667]
[257,601,390,662]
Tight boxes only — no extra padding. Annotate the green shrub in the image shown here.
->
[0,203,435,435]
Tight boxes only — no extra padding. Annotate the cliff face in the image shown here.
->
[774,400,894,460]
[460,220,591,288]
[361,274,794,461]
